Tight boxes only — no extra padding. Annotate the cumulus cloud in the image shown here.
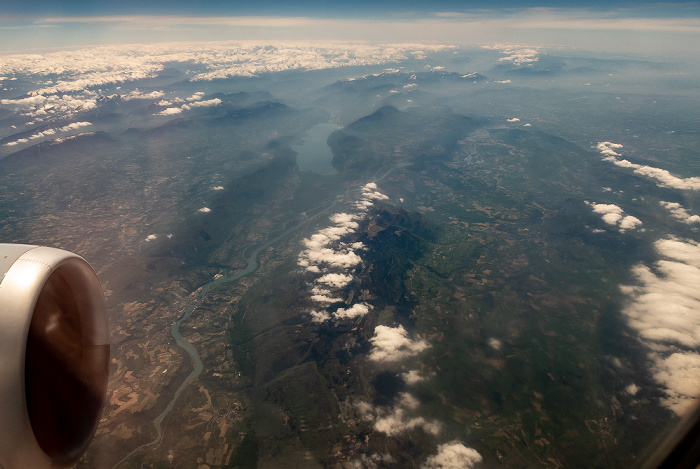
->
[596,142,700,191]
[212,185,224,190]
[316,272,353,288]
[310,294,342,304]
[53,132,94,144]
[309,310,331,323]
[0,41,454,122]
[61,121,92,131]
[345,453,394,469]
[620,238,700,415]
[349,453,395,469]
[482,43,539,65]
[334,303,371,319]
[187,98,222,108]
[422,442,483,469]
[586,201,642,232]
[123,89,165,100]
[197,207,211,213]
[2,93,96,119]
[304,248,362,268]
[660,201,700,224]
[402,369,429,384]
[299,182,390,323]
[186,91,205,101]
[369,325,430,362]
[356,393,440,437]
[374,406,440,436]
[596,141,624,157]
[487,338,502,350]
[156,107,183,116]
[507,117,520,122]
[145,234,157,241]
[619,214,643,231]
[0,41,438,87]
[3,121,92,147]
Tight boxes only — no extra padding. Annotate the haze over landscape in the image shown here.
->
[2,1,700,467]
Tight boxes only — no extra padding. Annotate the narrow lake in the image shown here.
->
[292,123,340,175]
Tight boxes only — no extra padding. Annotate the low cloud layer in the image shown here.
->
[586,201,643,232]
[155,93,222,115]
[356,393,440,438]
[597,142,700,191]
[0,41,451,125]
[3,121,92,146]
[299,183,390,324]
[482,43,539,65]
[422,441,483,469]
[660,201,700,224]
[620,238,700,415]
[369,325,430,362]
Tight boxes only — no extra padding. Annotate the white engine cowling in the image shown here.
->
[0,244,109,468]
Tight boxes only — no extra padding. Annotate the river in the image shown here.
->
[113,161,404,468]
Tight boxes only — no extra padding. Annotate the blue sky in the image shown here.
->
[1,1,699,56]
[3,0,699,16]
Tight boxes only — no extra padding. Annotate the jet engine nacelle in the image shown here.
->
[0,244,109,468]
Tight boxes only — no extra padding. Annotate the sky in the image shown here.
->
[1,1,700,56]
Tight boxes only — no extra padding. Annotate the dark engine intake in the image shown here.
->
[0,244,109,468]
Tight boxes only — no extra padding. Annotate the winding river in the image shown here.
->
[113,163,404,468]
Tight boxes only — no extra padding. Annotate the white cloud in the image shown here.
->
[402,369,428,384]
[309,310,331,323]
[487,338,502,350]
[374,406,440,436]
[188,98,222,107]
[298,183,391,324]
[212,185,224,190]
[422,442,483,469]
[60,121,92,131]
[123,89,165,100]
[334,303,371,319]
[345,453,394,469]
[2,121,92,147]
[0,42,453,123]
[310,294,341,304]
[596,141,624,157]
[625,383,640,395]
[156,107,183,116]
[619,214,643,231]
[507,117,520,122]
[586,201,642,232]
[330,212,360,225]
[596,142,700,191]
[1,93,97,119]
[145,234,157,241]
[356,393,440,437]
[53,132,94,144]
[620,238,700,415]
[304,248,362,269]
[316,272,353,288]
[660,201,700,224]
[483,44,539,65]
[369,325,430,362]
[186,91,205,101]
[197,207,211,213]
